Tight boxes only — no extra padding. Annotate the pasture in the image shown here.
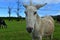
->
[0,20,60,40]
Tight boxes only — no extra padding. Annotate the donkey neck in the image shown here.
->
[34,14,41,31]
[33,14,42,37]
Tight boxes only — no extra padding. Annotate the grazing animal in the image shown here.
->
[23,0,54,40]
[0,19,7,28]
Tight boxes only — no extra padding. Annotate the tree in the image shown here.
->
[8,6,11,21]
[16,0,22,21]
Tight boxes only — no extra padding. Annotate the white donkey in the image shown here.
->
[23,0,54,40]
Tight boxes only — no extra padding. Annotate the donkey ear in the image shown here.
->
[35,5,41,9]
[35,3,47,9]
[23,4,28,8]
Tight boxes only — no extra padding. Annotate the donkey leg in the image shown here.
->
[32,37,36,40]
[32,38,35,40]
[46,36,49,40]
[49,34,53,40]
[32,36,36,40]
[38,35,42,40]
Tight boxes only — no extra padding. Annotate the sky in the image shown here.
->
[0,0,60,17]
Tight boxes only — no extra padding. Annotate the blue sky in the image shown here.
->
[0,0,60,17]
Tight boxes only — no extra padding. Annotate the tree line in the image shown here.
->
[0,17,25,21]
[0,15,60,22]
[52,15,60,22]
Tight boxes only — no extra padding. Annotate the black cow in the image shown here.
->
[0,19,7,29]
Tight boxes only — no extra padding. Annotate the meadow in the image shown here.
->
[0,20,60,40]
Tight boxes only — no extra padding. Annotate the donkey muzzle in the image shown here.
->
[26,27,33,33]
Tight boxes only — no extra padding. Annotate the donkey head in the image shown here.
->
[23,2,47,33]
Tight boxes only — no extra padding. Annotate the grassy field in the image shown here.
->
[0,20,60,40]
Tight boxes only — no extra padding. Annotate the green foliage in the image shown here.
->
[0,20,60,40]
[52,15,60,22]
[0,17,25,21]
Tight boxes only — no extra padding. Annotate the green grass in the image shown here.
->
[0,20,60,40]
[53,22,60,40]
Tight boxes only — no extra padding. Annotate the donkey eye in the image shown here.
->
[25,11,27,16]
[34,12,37,15]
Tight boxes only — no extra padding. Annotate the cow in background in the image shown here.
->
[0,18,7,29]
